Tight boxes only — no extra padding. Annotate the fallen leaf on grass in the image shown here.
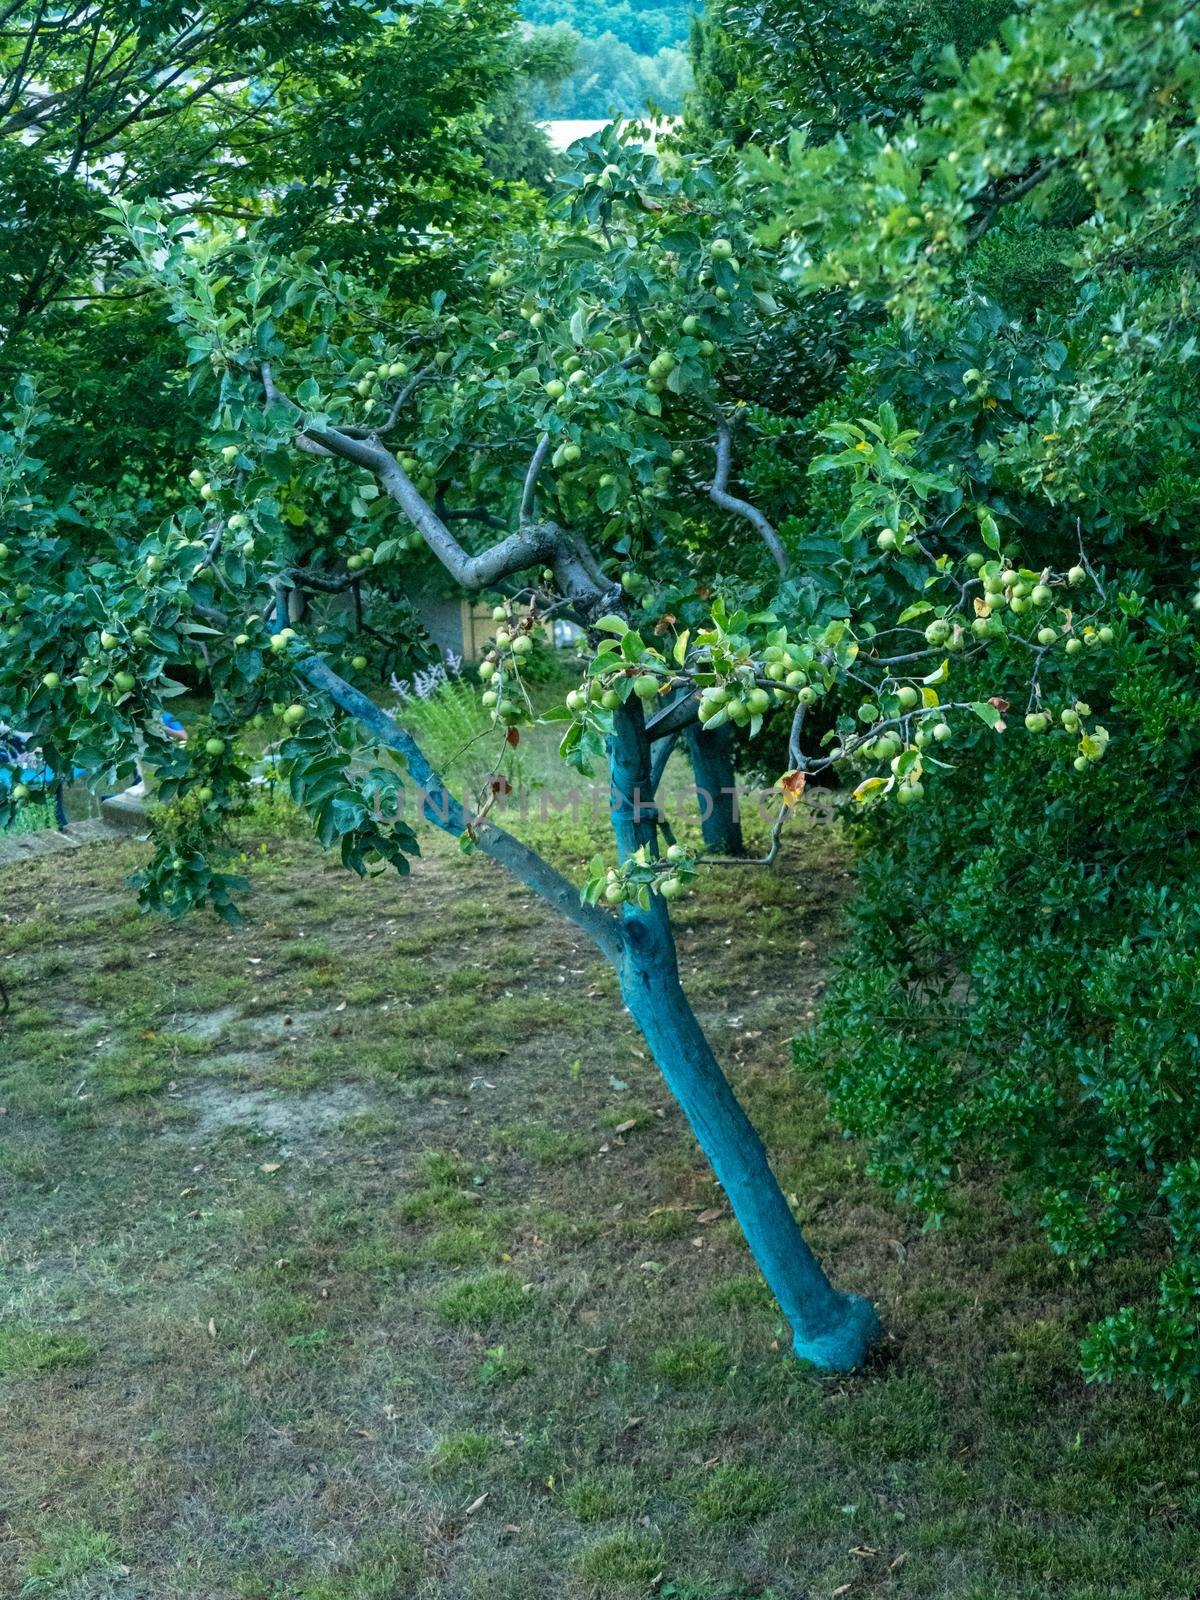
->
[464,1492,489,1515]
[260,1162,282,1174]
[696,1207,723,1224]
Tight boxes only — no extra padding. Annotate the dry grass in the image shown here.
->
[0,796,1196,1599]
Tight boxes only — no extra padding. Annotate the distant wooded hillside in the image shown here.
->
[522,0,695,116]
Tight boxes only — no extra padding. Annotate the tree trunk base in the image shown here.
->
[791,1290,880,1371]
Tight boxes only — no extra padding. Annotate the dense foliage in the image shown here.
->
[740,0,1200,1396]
[3,0,1198,1391]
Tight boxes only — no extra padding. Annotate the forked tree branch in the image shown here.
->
[261,364,609,606]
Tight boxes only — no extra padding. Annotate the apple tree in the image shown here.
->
[1,113,1120,1371]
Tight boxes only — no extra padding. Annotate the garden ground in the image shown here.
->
[1,796,1197,1600]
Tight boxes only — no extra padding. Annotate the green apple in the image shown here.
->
[633,674,659,700]
[1031,583,1053,607]
[1068,565,1086,585]
[234,633,249,647]
[747,687,771,714]
[1098,626,1115,644]
[351,655,368,671]
[897,686,920,710]
[11,782,30,801]
[99,630,118,650]
[491,605,508,622]
[562,443,581,463]
[876,529,897,551]
[41,671,61,690]
[544,378,565,400]
[659,876,684,900]
[932,721,952,743]
[146,554,164,572]
[512,635,533,655]
[114,671,136,693]
[221,444,238,463]
[666,843,687,863]
[282,703,305,726]
[495,629,511,648]
[604,882,624,904]
[710,238,733,258]
[204,737,226,757]
[197,787,214,803]
[479,661,496,681]
[600,689,620,710]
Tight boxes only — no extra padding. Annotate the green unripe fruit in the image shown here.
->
[351,655,368,671]
[204,737,226,756]
[896,782,924,805]
[282,704,305,726]
[565,689,586,712]
[99,630,118,650]
[857,701,879,723]
[197,787,213,803]
[488,268,507,287]
[269,634,288,653]
[511,635,533,656]
[633,674,659,700]
[251,714,265,729]
[1068,565,1086,586]
[924,619,951,645]
[188,469,204,488]
[600,689,620,710]
[877,529,897,551]
[784,670,807,689]
[666,843,687,863]
[491,605,508,622]
[562,443,581,463]
[41,671,61,690]
[746,688,771,714]
[346,553,364,572]
[235,634,249,647]
[932,722,952,743]
[1037,627,1057,646]
[966,552,985,571]
[710,238,733,258]
[1000,569,1018,588]
[1063,636,1082,655]
[682,315,699,334]
[671,449,685,466]
[497,700,521,722]
[897,686,920,710]
[699,340,716,356]
[604,882,625,904]
[1031,583,1053,607]
[1073,755,1089,772]
[221,444,238,463]
[1098,626,1114,644]
[11,782,30,801]
[479,661,496,681]
[481,690,497,708]
[1024,712,1048,733]
[1061,710,1080,731]
[114,671,136,693]
[495,630,511,649]
[796,685,818,706]
[544,379,565,400]
[659,876,684,900]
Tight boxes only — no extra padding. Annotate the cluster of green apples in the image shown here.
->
[1026,700,1110,769]
[594,841,696,909]
[478,603,536,727]
[353,357,409,401]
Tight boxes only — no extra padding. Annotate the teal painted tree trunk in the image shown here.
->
[301,657,879,1372]
[609,697,879,1370]
[684,719,744,856]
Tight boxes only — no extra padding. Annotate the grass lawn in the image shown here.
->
[1,791,1196,1599]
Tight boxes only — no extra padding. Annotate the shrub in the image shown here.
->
[800,608,1200,1398]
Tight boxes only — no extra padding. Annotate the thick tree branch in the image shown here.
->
[295,653,625,964]
[261,364,608,606]
[710,413,789,576]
